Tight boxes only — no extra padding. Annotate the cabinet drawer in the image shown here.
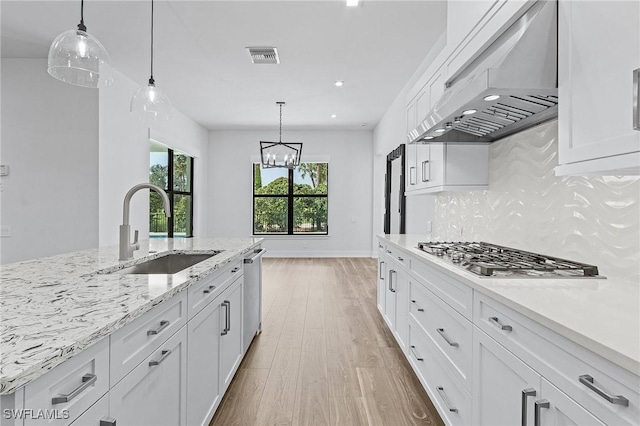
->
[409,280,472,391]
[474,293,640,426]
[384,245,408,267]
[408,319,472,426]
[410,258,473,319]
[187,259,242,319]
[109,291,187,386]
[23,338,109,426]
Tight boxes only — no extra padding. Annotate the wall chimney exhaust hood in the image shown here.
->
[409,0,557,144]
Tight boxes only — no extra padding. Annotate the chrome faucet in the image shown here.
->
[119,183,171,261]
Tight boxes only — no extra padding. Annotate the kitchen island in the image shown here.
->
[0,237,263,426]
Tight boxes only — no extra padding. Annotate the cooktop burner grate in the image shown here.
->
[416,242,599,278]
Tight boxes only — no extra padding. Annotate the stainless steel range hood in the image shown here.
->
[408,0,557,144]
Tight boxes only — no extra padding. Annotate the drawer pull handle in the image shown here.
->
[231,266,240,273]
[397,256,404,262]
[147,320,170,336]
[578,374,629,406]
[436,328,459,347]
[534,400,549,426]
[379,261,385,280]
[634,68,639,131]
[489,316,512,332]
[411,299,424,312]
[244,248,266,264]
[221,301,230,335]
[378,244,383,249]
[436,386,458,413]
[203,284,216,294]
[99,418,117,426]
[521,388,536,426]
[51,373,97,404]
[410,345,423,361]
[388,270,396,293]
[148,349,172,367]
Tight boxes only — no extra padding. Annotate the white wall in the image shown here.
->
[98,70,209,246]
[0,59,99,264]
[208,130,373,257]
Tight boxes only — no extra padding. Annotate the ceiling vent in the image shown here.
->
[246,47,280,64]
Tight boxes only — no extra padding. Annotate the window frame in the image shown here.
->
[252,163,328,236]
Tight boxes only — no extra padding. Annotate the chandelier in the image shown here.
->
[260,102,302,169]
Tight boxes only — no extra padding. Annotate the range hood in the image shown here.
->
[408,0,557,144]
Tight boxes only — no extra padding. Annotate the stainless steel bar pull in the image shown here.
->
[409,166,416,185]
[634,68,639,131]
[203,284,216,294]
[410,345,423,361]
[436,328,459,347]
[521,388,536,426]
[148,349,172,367]
[147,320,170,336]
[436,386,458,413]
[51,373,97,404]
[489,316,513,331]
[411,299,424,312]
[534,400,549,426]
[579,374,629,406]
[379,261,385,280]
[421,160,430,182]
[221,301,229,336]
[244,248,266,264]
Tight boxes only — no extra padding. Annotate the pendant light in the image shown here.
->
[131,0,172,122]
[47,0,114,88]
[260,102,302,169]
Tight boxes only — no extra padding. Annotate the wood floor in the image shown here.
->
[210,258,444,426]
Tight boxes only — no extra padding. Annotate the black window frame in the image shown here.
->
[252,163,328,236]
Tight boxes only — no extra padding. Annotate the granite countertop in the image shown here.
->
[379,234,640,376]
[0,237,262,395]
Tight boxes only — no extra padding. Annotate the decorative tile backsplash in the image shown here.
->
[433,121,640,281]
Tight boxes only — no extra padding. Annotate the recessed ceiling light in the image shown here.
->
[331,114,337,118]
[346,0,359,6]
[334,80,344,87]
[424,136,434,140]
[483,95,500,101]
[462,109,477,115]
[434,128,446,133]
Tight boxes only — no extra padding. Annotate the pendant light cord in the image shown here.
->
[77,0,87,32]
[149,0,155,85]
[279,103,283,143]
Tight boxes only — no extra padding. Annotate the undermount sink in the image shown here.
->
[116,253,219,275]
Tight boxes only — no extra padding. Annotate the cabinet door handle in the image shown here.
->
[633,68,639,131]
[410,299,424,312]
[378,244,383,249]
[397,256,404,262]
[231,266,240,273]
[221,301,229,335]
[421,160,430,182]
[521,388,536,426]
[388,270,396,292]
[244,248,266,264]
[379,261,385,280]
[489,316,513,331]
[226,300,232,332]
[410,345,423,361]
[100,418,117,426]
[409,166,416,185]
[51,373,97,404]
[386,249,392,254]
[579,374,629,406]
[436,328,459,347]
[147,320,170,336]
[148,349,172,367]
[203,284,216,294]
[436,386,458,413]
[533,399,549,426]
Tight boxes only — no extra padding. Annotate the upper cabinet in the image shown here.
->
[556,0,640,175]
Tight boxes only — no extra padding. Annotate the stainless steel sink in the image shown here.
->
[116,253,219,275]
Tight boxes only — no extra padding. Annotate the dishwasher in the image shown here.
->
[242,247,266,352]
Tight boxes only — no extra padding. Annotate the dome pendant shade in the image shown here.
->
[130,80,172,122]
[47,29,114,88]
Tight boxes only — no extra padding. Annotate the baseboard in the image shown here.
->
[264,250,373,258]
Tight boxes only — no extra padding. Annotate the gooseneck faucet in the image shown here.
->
[119,183,171,260]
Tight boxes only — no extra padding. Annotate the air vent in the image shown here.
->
[246,47,280,64]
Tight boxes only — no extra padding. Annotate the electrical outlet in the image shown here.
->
[0,165,9,176]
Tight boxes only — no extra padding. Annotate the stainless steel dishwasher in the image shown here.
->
[242,247,266,352]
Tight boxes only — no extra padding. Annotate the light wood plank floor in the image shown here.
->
[211,258,444,426]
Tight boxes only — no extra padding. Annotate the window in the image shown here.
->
[253,162,328,235]
[149,142,194,238]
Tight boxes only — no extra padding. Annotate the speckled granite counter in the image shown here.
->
[379,234,640,376]
[0,237,262,395]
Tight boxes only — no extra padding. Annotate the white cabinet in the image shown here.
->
[186,294,222,426]
[242,248,265,353]
[382,256,409,353]
[557,0,640,175]
[109,326,188,426]
[377,242,386,314]
[472,328,541,426]
[219,277,243,393]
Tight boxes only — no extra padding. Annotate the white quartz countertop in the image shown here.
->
[0,237,263,395]
[379,234,640,376]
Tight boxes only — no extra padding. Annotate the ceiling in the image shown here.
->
[1,0,447,131]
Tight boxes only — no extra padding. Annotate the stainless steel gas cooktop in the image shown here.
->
[416,241,601,278]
